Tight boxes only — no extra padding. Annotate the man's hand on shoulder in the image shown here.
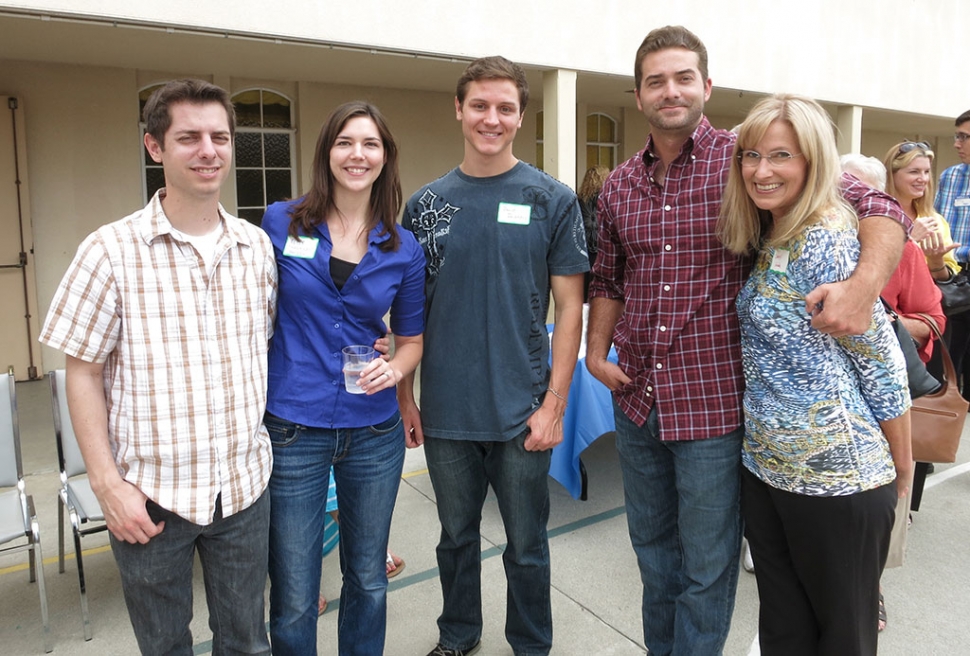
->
[804,277,875,337]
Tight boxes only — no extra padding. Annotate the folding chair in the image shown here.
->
[0,370,52,652]
[50,369,107,641]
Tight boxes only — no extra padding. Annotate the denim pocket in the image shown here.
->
[263,413,303,447]
[367,411,402,435]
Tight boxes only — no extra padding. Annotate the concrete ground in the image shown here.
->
[2,376,969,655]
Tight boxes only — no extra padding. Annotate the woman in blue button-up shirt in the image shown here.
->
[260,101,426,656]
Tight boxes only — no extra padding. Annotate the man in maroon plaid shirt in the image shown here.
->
[585,25,908,655]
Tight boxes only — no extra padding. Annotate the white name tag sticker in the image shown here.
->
[955,196,970,208]
[497,202,531,225]
[769,248,790,274]
[282,236,319,259]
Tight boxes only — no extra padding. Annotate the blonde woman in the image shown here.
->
[883,141,960,281]
[718,94,911,656]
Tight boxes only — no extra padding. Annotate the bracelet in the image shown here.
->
[547,387,568,405]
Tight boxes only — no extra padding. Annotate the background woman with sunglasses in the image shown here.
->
[881,141,954,521]
[883,141,960,282]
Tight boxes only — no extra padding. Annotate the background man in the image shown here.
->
[40,79,277,655]
[586,25,907,655]
[935,110,970,398]
[399,56,587,656]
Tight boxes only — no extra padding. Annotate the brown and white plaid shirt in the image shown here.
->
[41,192,278,525]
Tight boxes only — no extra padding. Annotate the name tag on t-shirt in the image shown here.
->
[497,202,531,225]
[283,236,319,259]
[955,196,970,208]
[770,248,790,274]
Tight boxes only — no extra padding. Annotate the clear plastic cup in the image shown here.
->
[342,345,376,394]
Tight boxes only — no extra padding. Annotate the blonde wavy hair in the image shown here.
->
[883,141,936,217]
[578,165,610,203]
[718,94,853,255]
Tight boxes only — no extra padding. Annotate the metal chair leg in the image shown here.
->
[71,511,93,641]
[28,543,36,583]
[31,516,53,653]
[57,495,65,574]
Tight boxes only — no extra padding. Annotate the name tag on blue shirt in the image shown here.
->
[497,202,531,225]
[770,248,790,274]
[955,196,970,208]
[283,236,319,259]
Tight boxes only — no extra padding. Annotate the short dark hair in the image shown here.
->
[142,79,236,146]
[634,25,709,90]
[956,110,970,127]
[456,56,529,113]
[289,101,402,252]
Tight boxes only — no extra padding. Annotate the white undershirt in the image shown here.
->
[170,222,224,275]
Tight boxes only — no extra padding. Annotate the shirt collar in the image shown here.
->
[316,219,393,247]
[640,115,716,167]
[140,188,251,247]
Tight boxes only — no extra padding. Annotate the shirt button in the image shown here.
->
[663,285,671,291]
[659,326,667,332]
[656,363,663,370]
[664,205,672,211]
[647,386,653,392]
[334,323,340,328]
[664,244,672,251]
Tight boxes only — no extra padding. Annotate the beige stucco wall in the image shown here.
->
[5,0,966,119]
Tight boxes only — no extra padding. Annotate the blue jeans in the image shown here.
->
[424,430,552,656]
[266,411,405,656]
[110,492,271,656]
[613,401,742,656]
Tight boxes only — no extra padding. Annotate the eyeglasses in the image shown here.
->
[955,133,970,144]
[897,141,933,156]
[737,150,803,168]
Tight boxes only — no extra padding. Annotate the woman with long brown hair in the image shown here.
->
[261,101,425,655]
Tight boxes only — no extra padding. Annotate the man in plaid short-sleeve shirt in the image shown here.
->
[40,79,277,655]
[586,26,908,655]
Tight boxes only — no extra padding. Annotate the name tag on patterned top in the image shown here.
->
[955,196,970,208]
[283,236,319,259]
[770,248,790,274]
[497,202,531,225]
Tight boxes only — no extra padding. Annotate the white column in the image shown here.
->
[837,105,863,155]
[542,69,577,190]
[576,101,588,182]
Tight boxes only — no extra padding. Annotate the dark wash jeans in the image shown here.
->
[109,491,271,656]
[613,402,743,656]
[265,411,405,656]
[424,430,553,656]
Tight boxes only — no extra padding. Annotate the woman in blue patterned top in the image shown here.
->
[717,94,911,656]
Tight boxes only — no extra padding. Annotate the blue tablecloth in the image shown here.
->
[549,348,618,499]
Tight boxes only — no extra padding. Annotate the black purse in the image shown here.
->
[882,300,941,399]
[937,271,970,316]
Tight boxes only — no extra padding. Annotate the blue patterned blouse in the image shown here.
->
[736,208,910,497]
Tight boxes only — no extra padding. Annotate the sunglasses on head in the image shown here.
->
[896,141,932,157]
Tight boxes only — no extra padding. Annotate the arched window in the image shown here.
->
[586,113,617,168]
[233,89,296,225]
